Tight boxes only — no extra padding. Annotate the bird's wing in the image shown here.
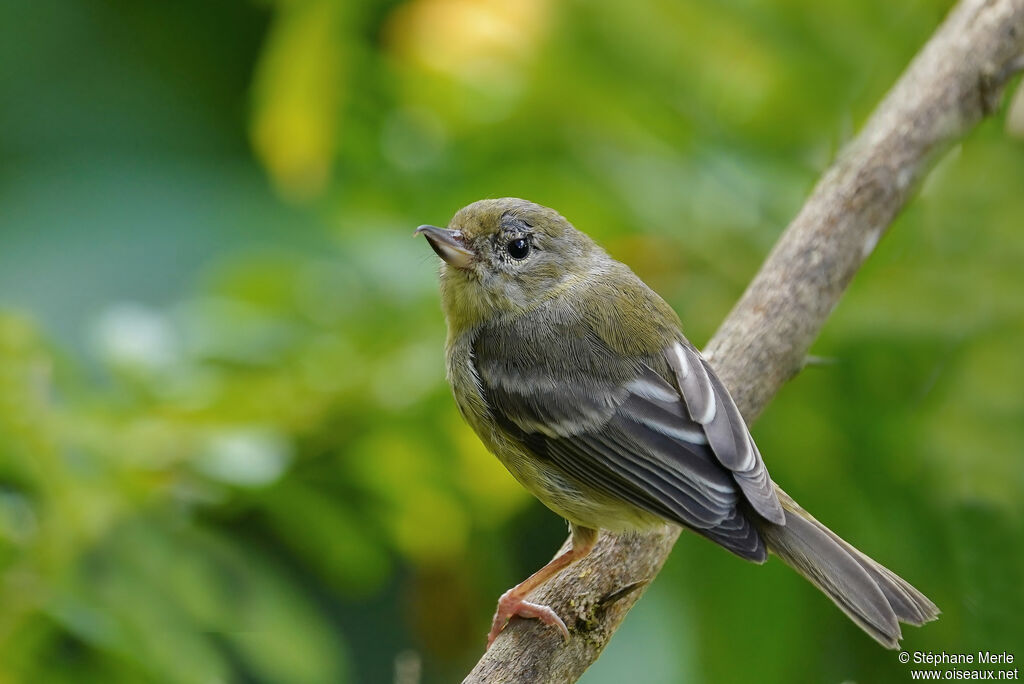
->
[473,322,783,561]
[665,340,784,524]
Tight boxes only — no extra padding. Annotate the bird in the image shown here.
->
[416,197,938,650]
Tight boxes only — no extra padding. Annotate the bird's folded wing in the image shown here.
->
[666,341,784,524]
[475,329,782,560]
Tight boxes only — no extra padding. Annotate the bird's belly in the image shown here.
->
[495,441,664,532]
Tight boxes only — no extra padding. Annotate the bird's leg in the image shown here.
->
[486,525,598,648]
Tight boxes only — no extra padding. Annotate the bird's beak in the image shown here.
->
[414,225,475,269]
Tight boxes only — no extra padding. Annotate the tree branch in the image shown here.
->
[464,1,1024,681]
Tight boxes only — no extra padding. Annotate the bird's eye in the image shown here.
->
[507,237,530,260]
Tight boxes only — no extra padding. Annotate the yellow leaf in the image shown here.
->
[250,0,345,201]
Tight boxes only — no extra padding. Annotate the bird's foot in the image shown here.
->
[486,588,569,648]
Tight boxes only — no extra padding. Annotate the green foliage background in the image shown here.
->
[1,0,1022,682]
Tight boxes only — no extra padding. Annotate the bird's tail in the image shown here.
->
[757,487,939,649]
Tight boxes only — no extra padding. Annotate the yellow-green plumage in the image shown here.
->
[420,197,938,649]
[441,203,678,531]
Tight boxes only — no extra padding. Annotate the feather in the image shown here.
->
[669,342,716,424]
[669,343,785,524]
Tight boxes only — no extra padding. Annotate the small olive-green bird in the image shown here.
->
[417,198,938,650]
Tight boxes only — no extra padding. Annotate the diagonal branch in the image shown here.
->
[464,1,1024,681]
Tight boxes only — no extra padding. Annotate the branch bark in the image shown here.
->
[464,1,1024,681]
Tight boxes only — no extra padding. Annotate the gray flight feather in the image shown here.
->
[669,342,785,524]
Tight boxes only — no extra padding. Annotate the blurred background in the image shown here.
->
[1,0,1022,682]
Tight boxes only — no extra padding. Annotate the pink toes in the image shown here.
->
[486,592,570,648]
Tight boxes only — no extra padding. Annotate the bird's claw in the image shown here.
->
[486,590,569,648]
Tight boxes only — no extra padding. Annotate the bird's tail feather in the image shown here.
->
[757,487,939,649]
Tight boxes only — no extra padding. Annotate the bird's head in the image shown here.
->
[416,198,600,330]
